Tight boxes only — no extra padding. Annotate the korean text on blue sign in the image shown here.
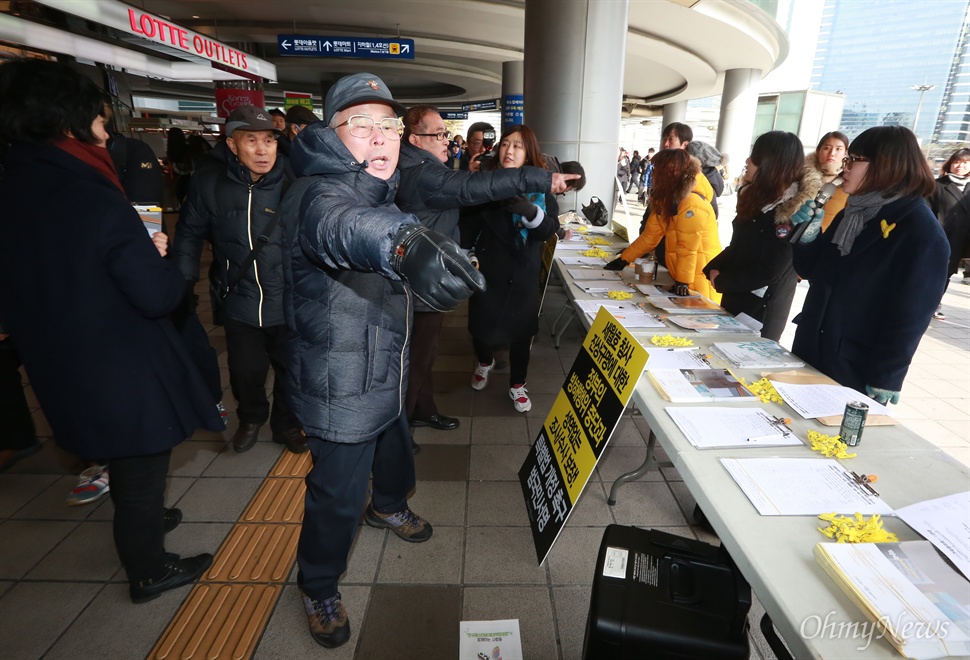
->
[277,35,415,60]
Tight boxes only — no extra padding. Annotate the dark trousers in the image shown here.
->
[405,311,443,420]
[224,318,296,434]
[297,412,415,600]
[474,337,532,387]
[0,343,36,451]
[109,450,171,583]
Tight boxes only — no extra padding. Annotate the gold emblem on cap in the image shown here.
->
[366,79,379,90]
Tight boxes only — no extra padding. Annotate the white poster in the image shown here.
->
[459,619,523,660]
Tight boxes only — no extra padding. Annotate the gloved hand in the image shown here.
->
[604,256,628,271]
[503,195,538,220]
[791,200,825,244]
[390,224,486,312]
[866,385,900,405]
[671,282,690,296]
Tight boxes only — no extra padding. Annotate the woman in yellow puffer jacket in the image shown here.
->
[605,149,722,302]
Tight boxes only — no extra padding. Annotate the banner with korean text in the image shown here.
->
[519,307,649,564]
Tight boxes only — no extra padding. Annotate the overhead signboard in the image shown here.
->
[519,307,649,564]
[284,91,314,110]
[440,111,469,121]
[277,35,414,60]
[31,0,276,82]
[462,99,500,112]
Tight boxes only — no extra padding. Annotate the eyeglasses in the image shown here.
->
[842,155,870,170]
[335,115,404,140]
[411,129,452,142]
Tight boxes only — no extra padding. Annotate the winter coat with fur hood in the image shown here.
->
[620,164,722,301]
[805,152,849,232]
[703,166,822,341]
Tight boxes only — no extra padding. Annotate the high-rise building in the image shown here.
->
[810,0,969,143]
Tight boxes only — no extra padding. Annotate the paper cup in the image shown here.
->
[639,272,654,284]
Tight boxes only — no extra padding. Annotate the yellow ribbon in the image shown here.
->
[880,219,896,238]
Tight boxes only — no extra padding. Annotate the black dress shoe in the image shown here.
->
[411,414,460,430]
[231,421,263,453]
[273,428,309,454]
[129,552,213,604]
[163,507,182,534]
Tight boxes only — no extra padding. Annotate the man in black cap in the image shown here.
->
[277,105,320,157]
[172,105,306,455]
[280,73,485,649]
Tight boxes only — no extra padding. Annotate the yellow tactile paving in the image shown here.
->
[150,449,312,658]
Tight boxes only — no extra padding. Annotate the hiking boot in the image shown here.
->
[231,421,263,453]
[301,590,350,648]
[363,503,433,543]
[273,428,309,454]
[509,384,532,413]
[471,360,495,391]
[66,465,110,506]
[129,552,213,604]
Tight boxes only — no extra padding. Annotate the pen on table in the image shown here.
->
[851,471,880,497]
[746,434,785,442]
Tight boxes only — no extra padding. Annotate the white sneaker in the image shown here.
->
[509,384,532,413]
[471,360,495,390]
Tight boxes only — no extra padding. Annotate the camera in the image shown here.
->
[482,129,496,153]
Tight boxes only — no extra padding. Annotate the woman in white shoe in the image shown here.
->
[460,124,560,412]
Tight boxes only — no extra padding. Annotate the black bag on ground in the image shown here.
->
[583,525,751,659]
[582,196,609,226]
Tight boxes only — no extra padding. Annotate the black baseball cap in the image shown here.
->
[324,73,406,125]
[225,106,282,136]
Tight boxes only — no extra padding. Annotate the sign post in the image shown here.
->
[519,307,649,564]
[277,35,414,60]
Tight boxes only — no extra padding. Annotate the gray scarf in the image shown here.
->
[831,191,902,256]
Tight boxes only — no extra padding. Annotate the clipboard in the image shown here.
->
[762,371,897,426]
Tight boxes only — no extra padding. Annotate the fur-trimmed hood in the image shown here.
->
[806,152,844,186]
[770,165,823,226]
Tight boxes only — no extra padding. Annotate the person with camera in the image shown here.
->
[172,105,306,454]
[279,73,485,647]
[461,121,496,171]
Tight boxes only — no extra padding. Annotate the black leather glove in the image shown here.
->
[390,224,487,312]
[671,282,690,296]
[170,281,198,332]
[502,195,538,220]
[604,256,628,271]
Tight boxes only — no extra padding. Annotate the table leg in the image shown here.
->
[760,613,795,660]
[551,304,577,349]
[608,429,664,505]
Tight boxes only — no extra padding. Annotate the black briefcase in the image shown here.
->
[583,525,752,660]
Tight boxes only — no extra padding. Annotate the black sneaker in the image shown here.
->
[301,589,350,648]
[363,503,433,543]
[129,552,213,604]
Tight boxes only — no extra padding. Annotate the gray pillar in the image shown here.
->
[716,68,762,169]
[502,60,524,131]
[662,101,688,130]
[524,0,629,218]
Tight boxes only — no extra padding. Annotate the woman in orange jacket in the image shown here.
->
[605,149,722,302]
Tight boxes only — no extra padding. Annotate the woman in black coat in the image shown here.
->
[460,124,559,413]
[0,60,221,603]
[929,148,970,319]
[704,132,820,341]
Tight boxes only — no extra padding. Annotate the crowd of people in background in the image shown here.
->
[0,55,966,652]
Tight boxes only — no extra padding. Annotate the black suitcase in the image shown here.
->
[583,525,752,659]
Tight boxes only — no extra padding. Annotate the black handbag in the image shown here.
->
[581,196,609,227]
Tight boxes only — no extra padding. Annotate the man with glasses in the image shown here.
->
[279,73,485,649]
[397,105,578,444]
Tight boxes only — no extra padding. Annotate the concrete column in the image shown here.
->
[524,0,629,218]
[716,68,762,169]
[502,60,524,131]
[662,101,688,130]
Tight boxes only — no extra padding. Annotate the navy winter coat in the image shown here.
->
[792,196,949,393]
[280,123,418,443]
[172,146,292,328]
[0,142,222,459]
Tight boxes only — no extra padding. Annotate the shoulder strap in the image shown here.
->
[222,210,284,299]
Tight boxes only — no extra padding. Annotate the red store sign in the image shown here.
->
[128,9,249,71]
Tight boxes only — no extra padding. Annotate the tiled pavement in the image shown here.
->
[1,195,967,659]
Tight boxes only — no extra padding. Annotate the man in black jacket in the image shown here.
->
[172,106,305,454]
[397,106,577,438]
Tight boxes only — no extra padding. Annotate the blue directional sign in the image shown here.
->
[440,111,468,120]
[461,99,499,112]
[277,35,415,60]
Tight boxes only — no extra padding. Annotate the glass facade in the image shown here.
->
[810,0,969,143]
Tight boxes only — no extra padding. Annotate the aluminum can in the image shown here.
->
[840,401,868,447]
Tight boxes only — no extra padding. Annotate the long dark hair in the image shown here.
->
[0,59,105,144]
[648,149,698,219]
[942,148,970,174]
[736,131,804,221]
[487,124,545,170]
[848,126,935,198]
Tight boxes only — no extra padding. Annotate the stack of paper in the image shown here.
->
[711,340,805,368]
[665,407,804,449]
[648,368,757,403]
[895,492,970,580]
[814,541,970,659]
[574,300,665,328]
[645,296,724,314]
[768,381,891,419]
[566,268,622,281]
[666,315,758,333]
